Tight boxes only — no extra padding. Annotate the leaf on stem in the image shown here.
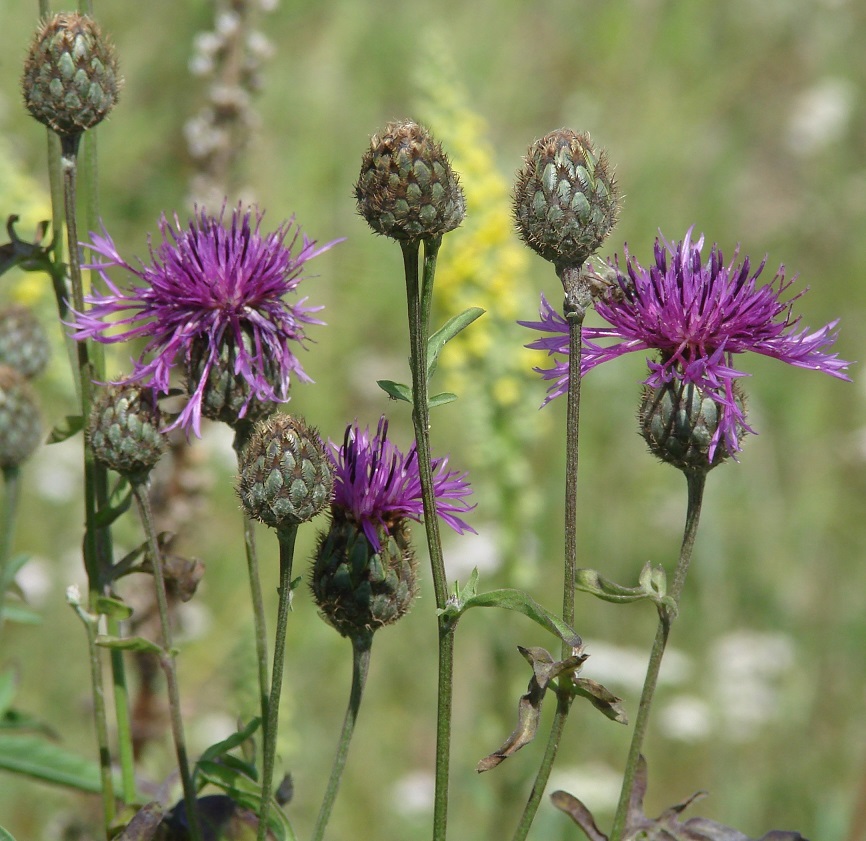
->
[426,306,485,378]
[476,646,588,772]
[95,634,165,656]
[576,562,676,614]
[376,380,413,403]
[439,572,581,648]
[568,678,627,724]
[47,415,84,444]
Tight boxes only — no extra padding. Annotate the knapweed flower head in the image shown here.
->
[521,228,850,460]
[68,204,341,436]
[330,416,475,552]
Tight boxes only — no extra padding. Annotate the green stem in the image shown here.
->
[131,482,202,841]
[511,267,587,841]
[609,469,707,840]
[0,466,21,639]
[234,427,270,758]
[257,524,298,841]
[311,634,373,841]
[107,616,137,804]
[400,238,454,841]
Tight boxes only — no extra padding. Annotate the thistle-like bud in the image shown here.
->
[0,305,51,379]
[187,332,277,430]
[513,129,619,271]
[0,366,43,469]
[88,384,166,480]
[639,381,745,472]
[355,120,465,241]
[237,414,334,529]
[22,12,120,138]
[311,514,418,641]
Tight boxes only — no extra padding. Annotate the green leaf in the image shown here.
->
[575,563,676,614]
[1,603,41,626]
[457,588,582,648]
[426,307,485,378]
[95,635,164,656]
[0,554,29,591]
[94,490,133,528]
[94,595,133,621]
[197,718,261,768]
[376,380,412,403]
[428,392,457,409]
[48,415,84,444]
[0,670,17,718]
[195,759,261,798]
[0,733,103,792]
[0,824,18,841]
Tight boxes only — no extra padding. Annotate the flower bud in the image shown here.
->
[0,305,51,379]
[355,120,465,241]
[513,129,619,270]
[237,414,333,529]
[88,384,166,479]
[0,366,43,469]
[639,380,745,472]
[311,514,418,640]
[22,12,120,138]
[187,331,277,430]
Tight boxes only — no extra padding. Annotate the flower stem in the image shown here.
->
[131,481,202,841]
[609,469,707,841]
[257,524,298,841]
[234,427,270,759]
[311,634,373,841]
[400,238,454,841]
[511,266,587,841]
[0,466,21,641]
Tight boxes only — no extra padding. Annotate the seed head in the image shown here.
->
[355,120,466,241]
[513,129,619,271]
[237,414,334,529]
[22,12,120,138]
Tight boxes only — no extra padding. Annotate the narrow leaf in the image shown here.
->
[94,490,133,528]
[570,677,628,724]
[1,603,41,626]
[551,790,609,841]
[428,392,458,409]
[48,415,84,444]
[197,718,261,767]
[426,307,485,377]
[94,595,133,621]
[0,825,18,841]
[95,634,164,656]
[0,734,103,792]
[0,554,30,591]
[461,588,582,648]
[376,380,412,403]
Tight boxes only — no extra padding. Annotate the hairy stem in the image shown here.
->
[131,482,202,841]
[610,469,707,840]
[257,524,298,841]
[511,267,587,841]
[311,634,373,841]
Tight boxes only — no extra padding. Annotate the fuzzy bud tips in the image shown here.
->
[355,120,465,242]
[22,12,120,138]
[0,366,43,469]
[513,129,619,270]
[312,516,418,641]
[639,381,745,473]
[237,414,334,529]
[88,384,166,479]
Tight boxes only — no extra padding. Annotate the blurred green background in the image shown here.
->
[1,0,864,839]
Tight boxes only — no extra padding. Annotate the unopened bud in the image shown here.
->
[88,383,166,480]
[237,414,333,529]
[0,305,51,379]
[513,129,619,271]
[355,120,465,242]
[0,366,42,469]
[22,12,120,138]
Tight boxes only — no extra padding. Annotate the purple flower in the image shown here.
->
[330,417,476,551]
[520,228,851,458]
[69,204,342,436]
